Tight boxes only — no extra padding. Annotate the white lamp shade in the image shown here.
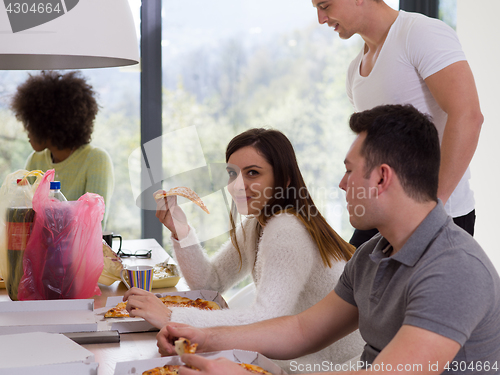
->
[0,0,139,69]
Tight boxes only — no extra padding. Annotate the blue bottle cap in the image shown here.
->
[50,181,61,189]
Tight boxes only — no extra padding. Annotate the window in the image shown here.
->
[0,0,142,238]
[160,0,365,260]
[5,0,461,254]
[439,0,457,28]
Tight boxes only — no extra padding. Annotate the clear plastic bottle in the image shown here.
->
[49,181,67,201]
[45,180,70,299]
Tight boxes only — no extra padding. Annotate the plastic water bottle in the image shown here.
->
[49,181,67,201]
[45,180,71,299]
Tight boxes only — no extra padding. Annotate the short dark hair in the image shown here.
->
[349,104,440,202]
[11,70,98,150]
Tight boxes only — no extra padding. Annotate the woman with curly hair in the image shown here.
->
[11,70,114,227]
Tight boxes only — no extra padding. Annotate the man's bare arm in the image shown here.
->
[157,290,359,360]
[425,60,483,205]
[368,325,461,373]
[178,320,460,375]
[204,290,359,360]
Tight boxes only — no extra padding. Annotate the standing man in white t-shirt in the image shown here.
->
[312,0,483,246]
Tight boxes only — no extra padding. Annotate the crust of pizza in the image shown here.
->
[104,302,128,318]
[154,187,210,214]
[104,295,220,318]
[238,363,273,374]
[160,295,221,311]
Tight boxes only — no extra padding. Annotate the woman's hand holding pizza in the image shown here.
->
[123,287,172,329]
[154,190,190,240]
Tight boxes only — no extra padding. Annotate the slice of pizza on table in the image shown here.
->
[155,186,210,214]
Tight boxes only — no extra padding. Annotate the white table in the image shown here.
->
[0,238,189,375]
[85,238,189,375]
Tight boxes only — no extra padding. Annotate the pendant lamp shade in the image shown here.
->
[0,0,139,70]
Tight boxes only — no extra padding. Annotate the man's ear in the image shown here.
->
[375,164,394,195]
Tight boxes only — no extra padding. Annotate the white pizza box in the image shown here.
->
[0,299,97,335]
[0,331,98,375]
[114,349,288,375]
[96,290,228,333]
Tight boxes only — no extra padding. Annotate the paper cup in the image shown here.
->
[120,265,153,292]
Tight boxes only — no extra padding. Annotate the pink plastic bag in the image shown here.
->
[18,169,105,300]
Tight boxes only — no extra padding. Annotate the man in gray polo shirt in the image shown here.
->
[155,104,500,375]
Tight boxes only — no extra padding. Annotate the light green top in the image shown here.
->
[25,144,114,228]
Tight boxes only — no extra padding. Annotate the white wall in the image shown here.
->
[457,0,499,270]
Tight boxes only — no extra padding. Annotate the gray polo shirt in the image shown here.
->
[335,202,500,374]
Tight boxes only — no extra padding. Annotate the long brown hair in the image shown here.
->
[226,128,354,268]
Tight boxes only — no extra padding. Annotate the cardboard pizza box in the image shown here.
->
[0,331,98,375]
[97,289,227,333]
[113,349,288,375]
[0,299,97,335]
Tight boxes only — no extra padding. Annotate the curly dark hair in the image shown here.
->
[11,70,98,150]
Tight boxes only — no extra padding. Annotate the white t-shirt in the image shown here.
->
[346,10,474,217]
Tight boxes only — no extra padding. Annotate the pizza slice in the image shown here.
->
[142,363,273,375]
[143,339,272,375]
[104,295,221,318]
[104,301,129,318]
[238,363,273,374]
[160,295,221,311]
[174,337,198,356]
[140,338,198,374]
[142,365,181,375]
[154,186,210,214]
[172,337,199,371]
[158,295,194,307]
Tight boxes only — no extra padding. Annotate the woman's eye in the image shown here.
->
[248,170,259,176]
[227,171,237,179]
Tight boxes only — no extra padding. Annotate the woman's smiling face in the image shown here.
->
[227,146,275,216]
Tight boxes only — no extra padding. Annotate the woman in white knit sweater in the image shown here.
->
[124,128,364,372]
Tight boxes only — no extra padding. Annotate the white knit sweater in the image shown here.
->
[170,213,364,373]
